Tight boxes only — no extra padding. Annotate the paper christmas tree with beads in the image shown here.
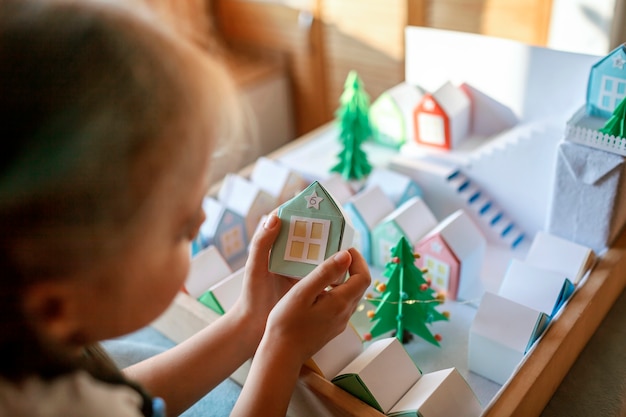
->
[331,70,373,180]
[365,236,449,346]
[600,95,626,138]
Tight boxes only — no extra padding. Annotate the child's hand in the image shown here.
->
[233,213,297,342]
[263,246,371,364]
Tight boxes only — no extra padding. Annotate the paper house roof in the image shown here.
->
[498,259,574,318]
[198,267,245,315]
[269,181,354,278]
[422,210,485,267]
[319,173,354,205]
[363,167,423,207]
[586,44,626,119]
[250,156,307,204]
[346,185,395,231]
[218,173,277,237]
[525,231,594,285]
[185,246,233,298]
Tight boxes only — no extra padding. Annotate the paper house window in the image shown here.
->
[284,216,331,265]
[599,75,626,111]
[220,225,245,259]
[417,109,446,146]
[424,255,450,291]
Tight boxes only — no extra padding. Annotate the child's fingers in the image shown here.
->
[246,213,281,274]
[293,250,353,303]
[329,248,371,308]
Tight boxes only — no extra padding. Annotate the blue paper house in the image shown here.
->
[586,44,626,119]
[195,197,248,265]
[343,186,394,264]
[269,181,354,278]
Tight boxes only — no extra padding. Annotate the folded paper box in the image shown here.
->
[547,140,626,253]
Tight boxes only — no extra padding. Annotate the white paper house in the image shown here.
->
[363,167,423,208]
[370,196,438,268]
[413,81,471,150]
[218,173,278,239]
[319,173,355,205]
[498,259,575,318]
[468,292,549,385]
[250,156,308,204]
[197,267,245,315]
[344,185,395,265]
[184,246,233,299]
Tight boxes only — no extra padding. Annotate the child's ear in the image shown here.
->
[23,281,81,344]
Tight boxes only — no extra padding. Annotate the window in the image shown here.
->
[220,225,245,259]
[418,113,446,146]
[598,75,626,113]
[424,255,450,293]
[284,216,330,265]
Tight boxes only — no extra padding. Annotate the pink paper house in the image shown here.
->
[413,81,470,151]
[416,209,486,301]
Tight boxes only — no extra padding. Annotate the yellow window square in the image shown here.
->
[294,220,307,237]
[310,222,324,239]
[307,244,320,260]
[290,241,304,258]
[427,259,435,268]
[438,264,446,274]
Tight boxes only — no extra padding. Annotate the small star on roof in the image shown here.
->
[614,55,626,69]
[305,190,324,209]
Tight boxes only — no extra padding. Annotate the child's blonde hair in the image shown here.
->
[0,0,241,379]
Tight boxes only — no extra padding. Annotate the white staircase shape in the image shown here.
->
[445,169,525,249]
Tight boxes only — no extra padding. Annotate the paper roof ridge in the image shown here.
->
[423,209,485,259]
[429,81,470,117]
[346,185,395,230]
[380,196,437,242]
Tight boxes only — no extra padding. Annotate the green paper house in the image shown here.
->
[269,181,355,278]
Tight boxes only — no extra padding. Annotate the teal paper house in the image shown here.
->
[269,181,354,278]
[587,44,626,118]
[369,82,424,148]
[371,196,437,268]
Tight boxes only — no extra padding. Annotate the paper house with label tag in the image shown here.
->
[218,174,278,239]
[250,156,308,204]
[198,267,244,315]
[413,81,470,151]
[468,292,549,385]
[415,209,486,301]
[369,82,424,148]
[371,196,438,268]
[184,246,233,299]
[525,231,595,285]
[586,44,626,119]
[344,186,395,264]
[498,259,575,318]
[269,181,354,278]
[546,141,626,253]
[363,167,423,208]
[194,197,247,265]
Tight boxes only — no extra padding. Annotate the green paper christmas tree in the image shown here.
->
[600,95,626,138]
[365,236,449,346]
[330,71,373,180]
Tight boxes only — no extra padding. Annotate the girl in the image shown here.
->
[0,1,371,416]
